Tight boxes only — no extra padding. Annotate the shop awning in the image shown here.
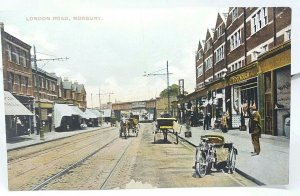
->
[4,91,33,116]
[101,109,112,117]
[54,104,84,128]
[83,109,98,119]
[89,109,103,118]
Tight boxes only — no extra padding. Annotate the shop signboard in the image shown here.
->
[228,66,258,86]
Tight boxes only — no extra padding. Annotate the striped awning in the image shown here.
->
[4,91,33,116]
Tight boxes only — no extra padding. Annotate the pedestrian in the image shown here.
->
[48,114,52,132]
[221,112,229,133]
[248,105,261,156]
[203,113,211,130]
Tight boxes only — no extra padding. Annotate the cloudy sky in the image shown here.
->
[1,0,298,108]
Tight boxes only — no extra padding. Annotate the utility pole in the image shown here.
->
[32,45,68,140]
[167,61,170,114]
[107,92,114,103]
[91,93,93,109]
[144,61,172,114]
[98,88,101,110]
[95,90,114,109]
[33,45,42,139]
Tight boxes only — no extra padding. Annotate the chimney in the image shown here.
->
[0,22,4,31]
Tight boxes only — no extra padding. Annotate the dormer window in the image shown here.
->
[232,8,238,21]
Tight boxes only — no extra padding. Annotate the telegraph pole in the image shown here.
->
[144,61,172,114]
[98,88,101,110]
[108,92,114,103]
[91,93,93,109]
[167,61,170,114]
[33,45,43,140]
[32,45,68,140]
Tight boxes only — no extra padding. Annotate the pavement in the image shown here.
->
[5,122,289,186]
[6,123,112,151]
[177,125,290,186]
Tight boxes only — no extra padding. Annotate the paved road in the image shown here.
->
[7,123,256,190]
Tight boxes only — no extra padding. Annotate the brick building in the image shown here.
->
[1,23,34,137]
[179,7,291,137]
[56,77,87,111]
[32,67,58,131]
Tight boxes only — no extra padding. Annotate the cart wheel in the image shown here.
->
[163,130,167,142]
[228,148,236,174]
[175,132,178,144]
[124,129,127,139]
[119,128,122,138]
[195,151,207,178]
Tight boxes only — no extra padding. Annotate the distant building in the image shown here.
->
[56,77,87,110]
[32,67,58,130]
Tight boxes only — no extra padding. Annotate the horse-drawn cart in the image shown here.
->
[154,117,180,144]
[119,115,139,139]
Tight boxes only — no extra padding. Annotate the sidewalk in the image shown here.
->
[178,125,290,186]
[6,123,112,151]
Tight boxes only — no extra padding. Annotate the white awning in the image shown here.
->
[83,109,98,119]
[4,91,33,116]
[89,109,102,118]
[54,104,84,128]
[101,109,112,117]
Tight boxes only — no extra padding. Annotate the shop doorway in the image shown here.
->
[264,72,273,135]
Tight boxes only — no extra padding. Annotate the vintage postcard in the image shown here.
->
[0,0,299,195]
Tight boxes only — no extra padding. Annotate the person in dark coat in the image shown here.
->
[248,105,261,156]
[203,113,211,130]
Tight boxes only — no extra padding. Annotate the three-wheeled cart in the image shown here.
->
[194,134,238,178]
[154,117,179,144]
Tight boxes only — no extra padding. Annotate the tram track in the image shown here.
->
[8,127,115,164]
[11,133,118,179]
[99,139,133,189]
[32,136,120,190]
[7,127,120,190]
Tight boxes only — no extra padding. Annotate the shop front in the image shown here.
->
[258,41,291,136]
[226,63,259,130]
[4,91,34,139]
[35,101,54,132]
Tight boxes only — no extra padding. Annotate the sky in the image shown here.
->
[0,0,299,109]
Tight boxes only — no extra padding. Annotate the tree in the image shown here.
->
[159,84,188,98]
